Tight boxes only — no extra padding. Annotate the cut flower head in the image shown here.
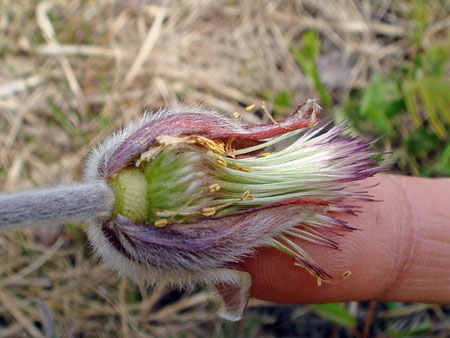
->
[85,100,386,320]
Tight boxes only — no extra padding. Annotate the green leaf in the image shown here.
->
[406,126,441,161]
[360,75,404,135]
[385,302,405,310]
[361,75,403,116]
[274,91,294,108]
[311,303,356,329]
[421,143,450,177]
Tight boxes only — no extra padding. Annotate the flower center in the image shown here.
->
[110,124,374,227]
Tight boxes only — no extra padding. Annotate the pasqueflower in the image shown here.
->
[83,100,385,320]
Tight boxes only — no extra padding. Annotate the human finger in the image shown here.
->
[241,175,450,304]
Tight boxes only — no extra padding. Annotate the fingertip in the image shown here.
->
[242,175,450,304]
[240,176,415,303]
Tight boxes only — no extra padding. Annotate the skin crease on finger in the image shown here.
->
[241,174,450,304]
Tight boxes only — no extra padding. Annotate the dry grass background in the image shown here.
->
[0,0,448,337]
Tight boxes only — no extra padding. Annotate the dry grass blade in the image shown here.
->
[32,44,125,59]
[0,75,47,99]
[146,292,214,321]
[36,1,82,97]
[0,290,44,338]
[0,238,65,287]
[123,5,168,87]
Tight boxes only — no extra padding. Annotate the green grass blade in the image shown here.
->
[417,83,447,139]
[402,80,422,126]
[422,77,450,124]
[290,31,333,109]
[311,303,357,329]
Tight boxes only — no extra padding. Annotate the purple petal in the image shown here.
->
[105,101,320,177]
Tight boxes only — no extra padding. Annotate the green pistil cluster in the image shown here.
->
[111,145,216,226]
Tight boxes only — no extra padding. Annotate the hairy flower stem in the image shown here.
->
[0,181,114,229]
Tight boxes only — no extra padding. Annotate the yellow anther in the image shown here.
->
[227,148,236,158]
[212,190,254,213]
[216,157,227,167]
[245,104,256,111]
[214,138,225,146]
[240,190,251,200]
[208,183,221,192]
[201,207,216,216]
[231,163,251,172]
[197,136,214,147]
[193,136,225,155]
[317,277,322,286]
[225,137,236,158]
[258,152,272,158]
[154,219,169,227]
[341,270,352,279]
[233,111,240,119]
[213,139,225,153]
[156,135,226,156]
[246,194,255,200]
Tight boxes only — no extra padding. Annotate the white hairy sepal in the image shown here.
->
[86,220,251,320]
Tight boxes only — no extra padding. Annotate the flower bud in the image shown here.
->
[84,100,386,320]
